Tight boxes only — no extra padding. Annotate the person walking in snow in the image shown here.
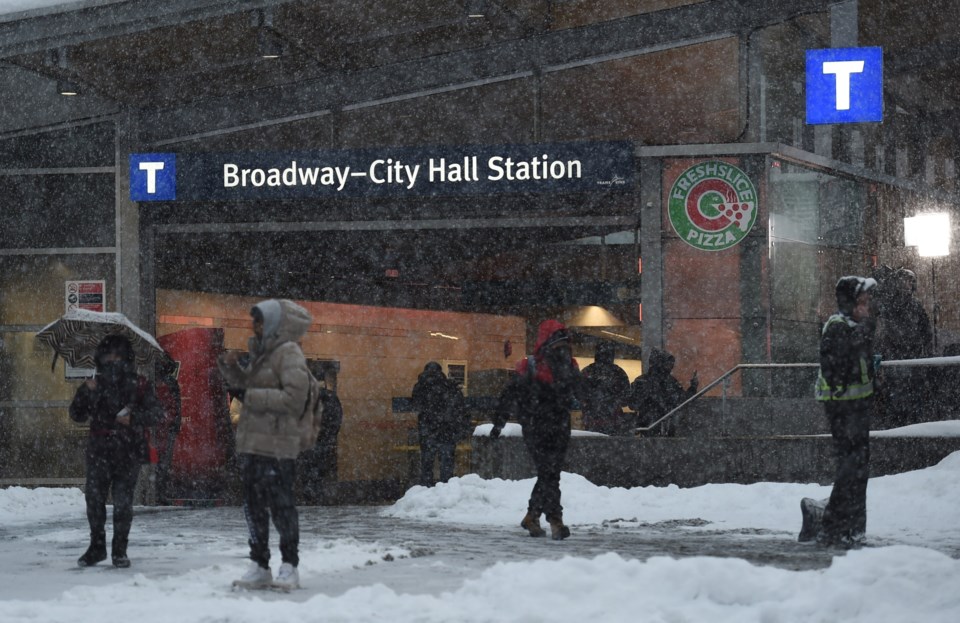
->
[801,276,878,548]
[580,341,631,435]
[71,335,163,568]
[490,320,581,540]
[218,299,312,589]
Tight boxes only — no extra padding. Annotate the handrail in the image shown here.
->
[635,363,818,433]
[635,356,960,434]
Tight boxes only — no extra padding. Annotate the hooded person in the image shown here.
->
[218,299,312,590]
[490,320,581,540]
[580,341,631,435]
[411,361,467,486]
[629,348,698,436]
[801,276,878,548]
[70,335,163,568]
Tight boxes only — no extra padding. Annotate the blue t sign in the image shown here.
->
[806,47,883,124]
[130,153,176,201]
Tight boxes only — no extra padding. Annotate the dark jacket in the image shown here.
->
[412,365,468,444]
[629,349,694,427]
[493,320,581,445]
[580,358,630,434]
[877,293,932,360]
[317,389,343,447]
[820,313,876,397]
[70,374,163,464]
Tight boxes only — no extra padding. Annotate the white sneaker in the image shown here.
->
[234,562,272,588]
[274,562,300,589]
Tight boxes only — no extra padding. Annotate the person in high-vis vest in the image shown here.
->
[800,276,878,548]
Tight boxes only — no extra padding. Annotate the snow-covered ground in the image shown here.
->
[3,452,960,622]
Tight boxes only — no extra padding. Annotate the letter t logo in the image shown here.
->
[822,60,864,111]
[139,162,165,194]
[130,153,176,201]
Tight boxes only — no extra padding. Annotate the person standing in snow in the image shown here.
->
[580,341,631,435]
[70,335,163,568]
[801,276,878,548]
[218,299,312,589]
[411,362,468,486]
[874,267,933,427]
[628,348,698,436]
[490,320,581,540]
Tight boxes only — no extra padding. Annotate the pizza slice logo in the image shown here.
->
[668,161,759,251]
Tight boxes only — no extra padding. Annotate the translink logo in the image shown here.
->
[130,153,176,201]
[806,47,883,124]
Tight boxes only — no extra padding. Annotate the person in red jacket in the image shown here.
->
[491,320,581,540]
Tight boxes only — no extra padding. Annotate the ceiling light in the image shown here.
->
[466,0,487,18]
[57,79,80,96]
[561,306,627,327]
[257,28,283,59]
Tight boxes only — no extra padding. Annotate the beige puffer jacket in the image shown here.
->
[218,299,312,459]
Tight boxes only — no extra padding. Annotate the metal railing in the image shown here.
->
[635,356,960,434]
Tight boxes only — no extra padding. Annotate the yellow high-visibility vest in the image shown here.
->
[815,314,874,401]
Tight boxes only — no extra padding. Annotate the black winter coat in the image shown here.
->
[494,367,580,448]
[70,374,163,464]
[820,314,876,394]
[412,372,468,444]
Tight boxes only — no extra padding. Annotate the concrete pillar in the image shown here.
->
[639,157,663,362]
[115,110,141,323]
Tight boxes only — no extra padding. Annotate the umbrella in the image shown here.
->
[36,309,166,371]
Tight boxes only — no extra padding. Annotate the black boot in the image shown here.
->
[112,534,130,568]
[798,498,826,543]
[78,544,107,567]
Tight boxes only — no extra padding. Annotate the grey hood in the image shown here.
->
[249,299,312,357]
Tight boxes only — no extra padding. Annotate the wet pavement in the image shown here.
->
[0,504,885,602]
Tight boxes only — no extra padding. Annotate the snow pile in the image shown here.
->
[2,455,960,621]
[872,420,960,437]
[387,451,960,545]
[0,486,85,525]
[1,545,958,622]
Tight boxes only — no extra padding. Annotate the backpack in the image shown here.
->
[297,370,325,454]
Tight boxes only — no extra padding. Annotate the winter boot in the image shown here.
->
[112,534,130,568]
[548,516,570,541]
[798,497,826,543]
[77,544,107,567]
[520,512,546,537]
[233,562,273,589]
[274,562,300,590]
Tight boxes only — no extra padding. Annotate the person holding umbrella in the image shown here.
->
[69,335,163,568]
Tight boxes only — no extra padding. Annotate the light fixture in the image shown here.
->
[466,0,487,18]
[904,213,951,257]
[57,79,80,96]
[252,8,283,59]
[257,28,283,59]
[429,332,459,340]
[561,306,626,327]
[47,47,81,96]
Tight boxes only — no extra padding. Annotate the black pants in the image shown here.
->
[84,436,141,556]
[240,454,299,568]
[523,432,569,523]
[820,398,873,542]
[419,434,456,486]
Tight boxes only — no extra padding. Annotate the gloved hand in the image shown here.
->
[489,427,501,439]
[689,371,699,393]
